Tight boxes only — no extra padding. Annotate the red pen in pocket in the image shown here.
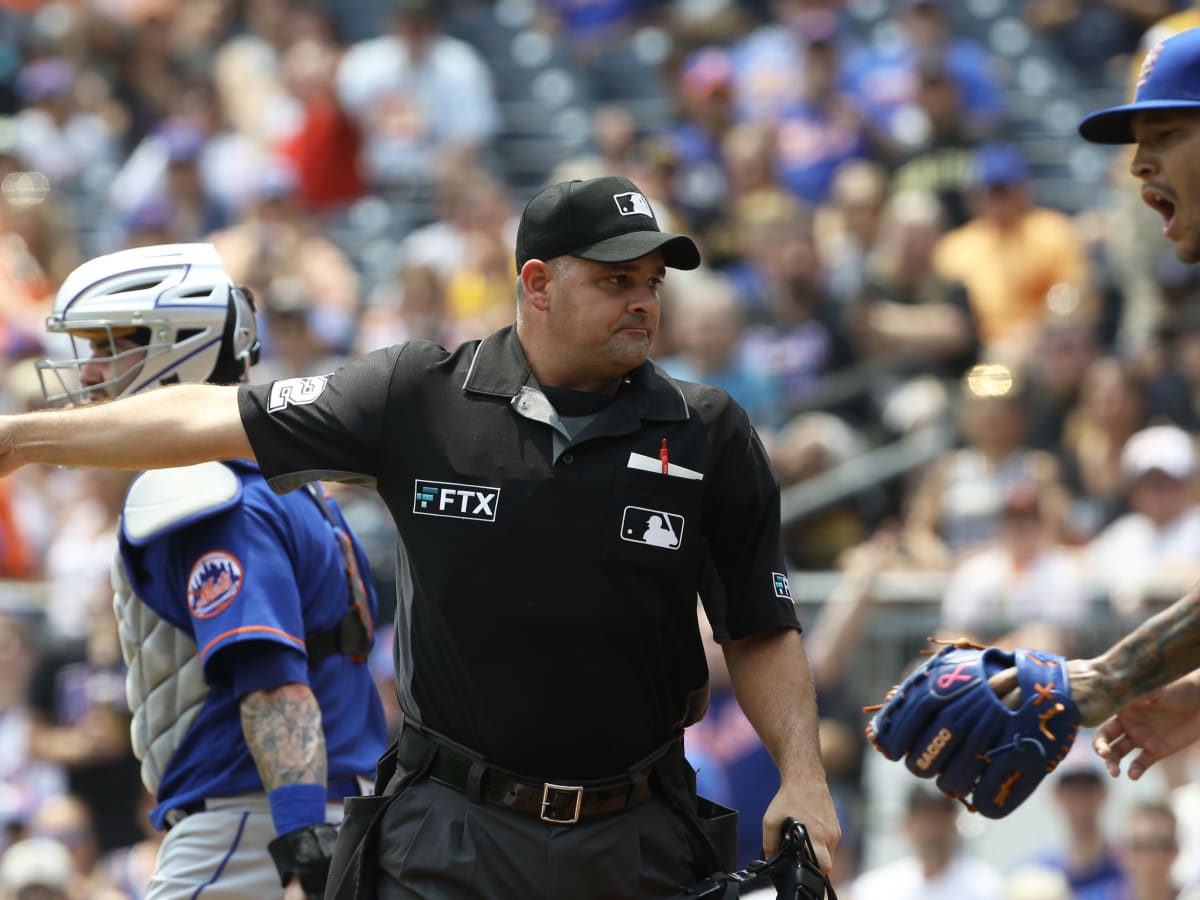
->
[660,438,669,475]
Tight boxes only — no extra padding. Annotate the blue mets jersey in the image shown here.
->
[118,460,386,830]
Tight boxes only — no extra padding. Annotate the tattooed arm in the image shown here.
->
[984,587,1200,780]
[989,586,1200,726]
[242,683,329,900]
[1069,586,1200,725]
[1070,586,1200,779]
[240,682,328,794]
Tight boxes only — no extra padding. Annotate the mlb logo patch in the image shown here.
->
[772,572,792,600]
[187,551,243,618]
[413,479,500,522]
[620,506,684,549]
[614,192,654,218]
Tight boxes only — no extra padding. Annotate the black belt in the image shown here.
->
[396,725,669,826]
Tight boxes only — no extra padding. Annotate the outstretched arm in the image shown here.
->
[989,586,1200,724]
[1068,585,1200,725]
[0,384,251,476]
[723,628,841,874]
[987,585,1200,780]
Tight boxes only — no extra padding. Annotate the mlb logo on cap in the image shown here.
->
[614,192,654,217]
[514,175,701,270]
[1079,27,1200,144]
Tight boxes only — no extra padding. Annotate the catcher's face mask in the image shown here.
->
[37,242,260,408]
[37,326,158,407]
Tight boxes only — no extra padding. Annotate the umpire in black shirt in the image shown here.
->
[0,175,840,899]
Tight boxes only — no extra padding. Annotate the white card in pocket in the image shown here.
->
[626,452,703,481]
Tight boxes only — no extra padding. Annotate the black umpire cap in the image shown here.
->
[515,176,702,271]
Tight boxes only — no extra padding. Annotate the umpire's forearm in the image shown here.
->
[723,628,823,777]
[724,628,840,867]
[0,384,252,472]
[1072,586,1200,724]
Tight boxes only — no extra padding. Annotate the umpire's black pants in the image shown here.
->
[374,776,702,899]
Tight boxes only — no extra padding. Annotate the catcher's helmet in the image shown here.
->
[37,243,260,406]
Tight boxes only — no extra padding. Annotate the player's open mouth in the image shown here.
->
[1143,186,1178,235]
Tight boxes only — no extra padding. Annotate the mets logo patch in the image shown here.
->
[267,375,330,412]
[187,551,244,619]
[1137,41,1164,90]
[413,479,500,522]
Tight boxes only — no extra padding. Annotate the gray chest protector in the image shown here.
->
[113,462,241,795]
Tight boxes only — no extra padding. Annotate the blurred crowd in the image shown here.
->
[2,0,1200,897]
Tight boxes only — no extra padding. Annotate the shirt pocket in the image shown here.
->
[604,468,706,576]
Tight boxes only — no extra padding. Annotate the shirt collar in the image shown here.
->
[461,326,534,398]
[462,326,690,422]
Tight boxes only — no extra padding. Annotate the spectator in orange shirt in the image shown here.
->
[933,143,1093,367]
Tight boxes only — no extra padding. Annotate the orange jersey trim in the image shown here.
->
[199,625,306,660]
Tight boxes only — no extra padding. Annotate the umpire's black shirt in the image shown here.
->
[238,326,799,778]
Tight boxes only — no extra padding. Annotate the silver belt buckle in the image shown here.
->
[540,782,583,824]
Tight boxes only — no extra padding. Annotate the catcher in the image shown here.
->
[35,243,387,900]
[867,29,1200,813]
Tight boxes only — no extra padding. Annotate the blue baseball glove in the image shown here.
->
[864,639,1081,818]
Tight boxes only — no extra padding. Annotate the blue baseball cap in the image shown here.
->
[1079,27,1200,144]
[972,142,1030,188]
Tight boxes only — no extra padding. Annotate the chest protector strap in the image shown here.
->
[302,484,374,665]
